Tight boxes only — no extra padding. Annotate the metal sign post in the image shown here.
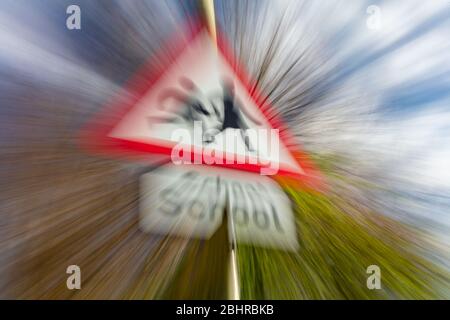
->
[200,0,240,300]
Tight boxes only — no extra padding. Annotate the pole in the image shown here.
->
[200,0,217,44]
[199,0,240,300]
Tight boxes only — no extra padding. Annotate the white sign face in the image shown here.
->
[109,29,303,176]
[139,165,298,251]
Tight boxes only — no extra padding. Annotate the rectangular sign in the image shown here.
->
[139,165,298,251]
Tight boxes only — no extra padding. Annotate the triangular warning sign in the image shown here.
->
[80,21,323,189]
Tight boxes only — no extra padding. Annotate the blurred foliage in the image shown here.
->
[237,183,449,299]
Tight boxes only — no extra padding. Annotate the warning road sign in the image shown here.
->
[81,21,323,187]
